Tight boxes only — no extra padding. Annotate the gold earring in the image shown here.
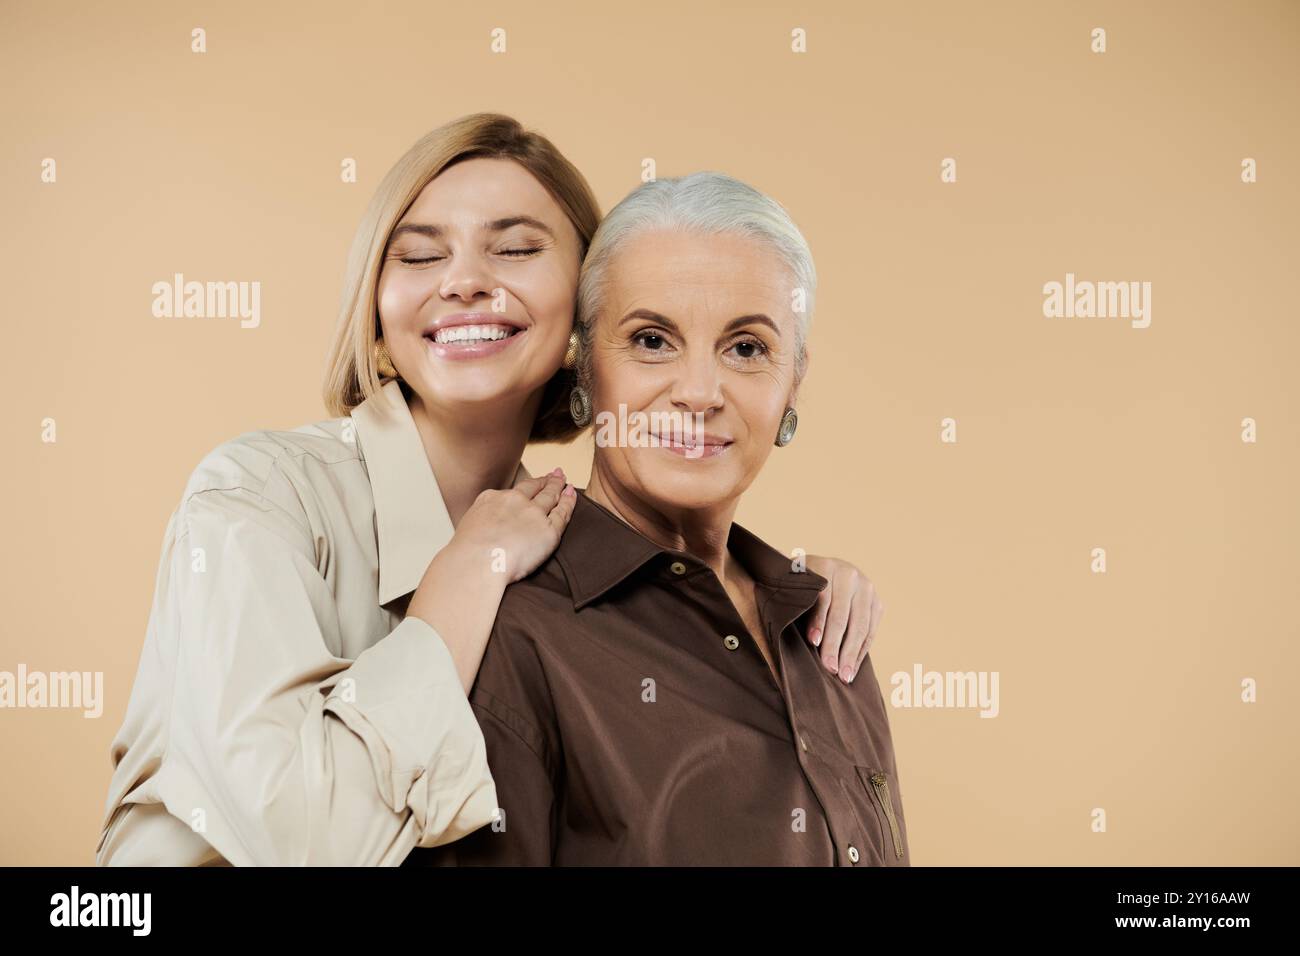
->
[562,329,580,370]
[374,338,399,380]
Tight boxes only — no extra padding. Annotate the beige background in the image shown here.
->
[2,0,1296,865]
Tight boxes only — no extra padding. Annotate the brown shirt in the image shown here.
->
[405,489,910,867]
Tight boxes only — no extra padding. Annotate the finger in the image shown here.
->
[514,467,566,500]
[530,472,567,513]
[806,582,832,648]
[511,475,549,498]
[842,580,876,665]
[546,483,578,535]
[862,594,884,657]
[818,568,855,675]
[816,587,847,676]
[837,585,873,683]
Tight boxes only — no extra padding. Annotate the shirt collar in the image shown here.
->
[350,379,529,606]
[556,489,829,611]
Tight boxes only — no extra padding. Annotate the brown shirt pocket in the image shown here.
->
[839,765,909,866]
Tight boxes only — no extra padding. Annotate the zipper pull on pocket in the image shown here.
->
[869,771,905,861]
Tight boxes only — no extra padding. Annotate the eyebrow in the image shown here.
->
[388,215,555,244]
[618,308,782,337]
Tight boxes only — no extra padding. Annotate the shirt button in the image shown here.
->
[723,635,740,650]
[670,561,687,575]
[848,845,860,864]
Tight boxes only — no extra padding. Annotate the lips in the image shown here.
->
[650,432,734,459]
[428,323,521,345]
[424,312,527,337]
[422,312,528,360]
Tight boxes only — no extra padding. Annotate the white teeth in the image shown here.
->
[431,324,517,345]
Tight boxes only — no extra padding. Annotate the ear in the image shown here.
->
[791,341,811,403]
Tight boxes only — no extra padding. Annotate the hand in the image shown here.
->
[406,468,576,691]
[452,468,577,584]
[803,555,885,684]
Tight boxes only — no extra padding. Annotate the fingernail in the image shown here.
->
[550,467,562,477]
[809,627,822,647]
[563,484,576,497]
[841,666,855,683]
[823,656,838,674]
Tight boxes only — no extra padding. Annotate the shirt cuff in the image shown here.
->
[322,615,499,846]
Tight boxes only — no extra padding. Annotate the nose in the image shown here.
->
[438,249,497,303]
[669,349,724,415]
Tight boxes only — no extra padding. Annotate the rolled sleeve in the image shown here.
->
[323,614,499,848]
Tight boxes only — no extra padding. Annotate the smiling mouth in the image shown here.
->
[650,433,734,458]
[426,324,523,345]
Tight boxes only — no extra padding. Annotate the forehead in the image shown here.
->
[400,157,563,226]
[604,229,794,318]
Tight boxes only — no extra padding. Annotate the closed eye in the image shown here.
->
[399,247,540,266]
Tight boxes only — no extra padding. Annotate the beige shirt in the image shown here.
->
[97,379,522,866]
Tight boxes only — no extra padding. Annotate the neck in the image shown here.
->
[584,459,740,583]
[407,384,543,527]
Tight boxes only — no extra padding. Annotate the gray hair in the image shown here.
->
[574,171,815,389]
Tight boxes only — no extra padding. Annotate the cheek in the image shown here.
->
[589,353,657,411]
[377,271,428,333]
[733,377,790,431]
[516,268,576,325]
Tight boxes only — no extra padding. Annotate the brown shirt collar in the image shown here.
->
[555,489,829,611]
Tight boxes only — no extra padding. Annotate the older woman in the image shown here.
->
[406,172,909,866]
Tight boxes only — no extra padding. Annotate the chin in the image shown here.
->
[628,460,740,513]
[415,369,548,407]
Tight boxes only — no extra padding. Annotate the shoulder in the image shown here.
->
[471,560,575,697]
[490,558,579,648]
[176,413,366,537]
[184,414,361,498]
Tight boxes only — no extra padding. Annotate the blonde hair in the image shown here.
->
[322,113,601,442]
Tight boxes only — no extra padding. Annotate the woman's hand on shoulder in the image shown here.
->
[803,555,885,685]
[453,468,577,584]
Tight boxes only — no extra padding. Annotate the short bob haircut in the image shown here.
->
[322,113,601,443]
[573,171,816,392]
